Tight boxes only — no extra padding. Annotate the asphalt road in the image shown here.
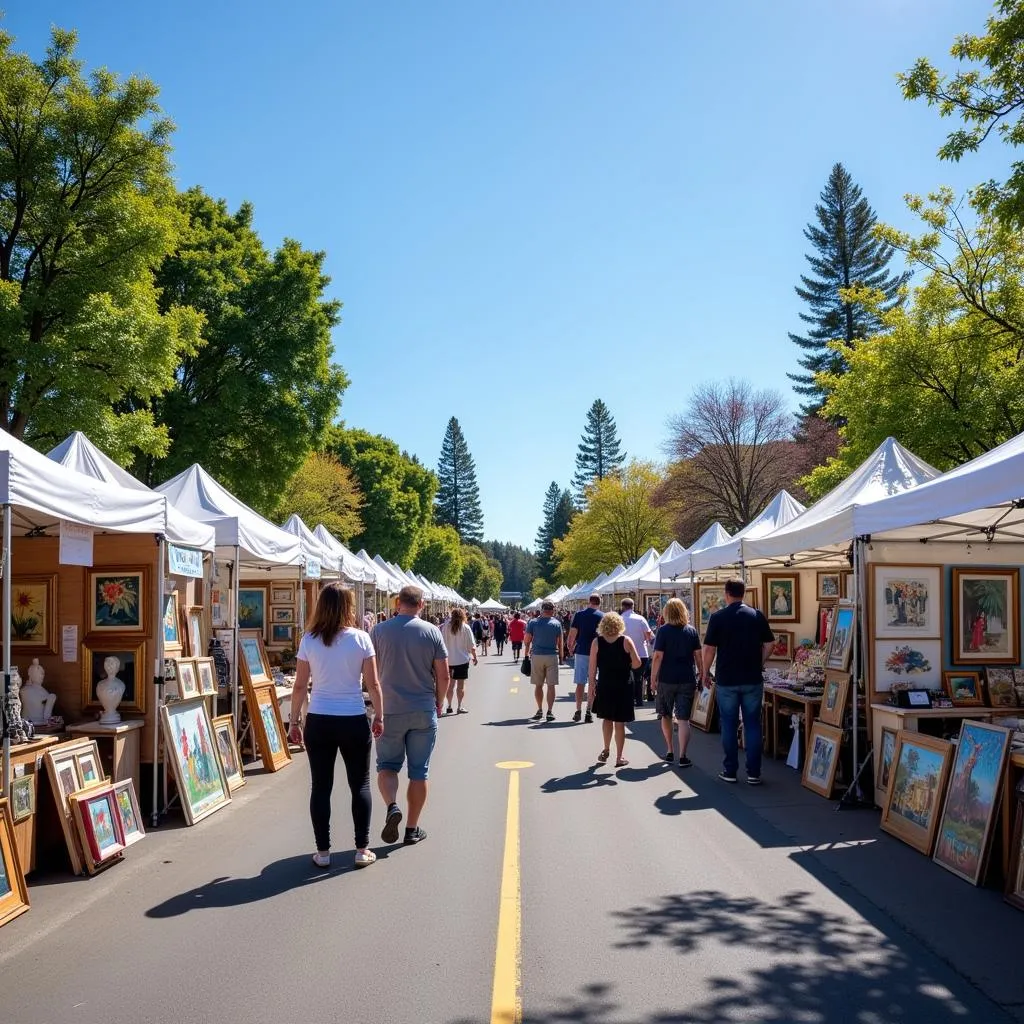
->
[1,653,1017,1024]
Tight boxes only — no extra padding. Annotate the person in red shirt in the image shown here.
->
[507,612,527,664]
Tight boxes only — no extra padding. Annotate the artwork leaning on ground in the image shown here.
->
[881,732,953,856]
[160,698,231,826]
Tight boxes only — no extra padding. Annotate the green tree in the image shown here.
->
[328,427,438,565]
[788,163,910,413]
[900,0,1024,228]
[459,544,503,602]
[434,416,484,542]
[146,187,346,513]
[0,27,202,459]
[277,451,363,541]
[412,524,464,588]
[479,540,538,595]
[553,461,671,585]
[534,482,575,581]
[573,399,625,503]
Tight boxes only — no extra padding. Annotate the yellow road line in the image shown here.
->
[509,687,518,694]
[491,766,525,1024]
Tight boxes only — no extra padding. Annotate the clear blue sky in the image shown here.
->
[8,1,1010,551]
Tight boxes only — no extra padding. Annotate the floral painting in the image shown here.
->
[872,639,942,692]
[88,797,118,853]
[90,571,145,632]
[9,575,56,650]
[953,568,1020,665]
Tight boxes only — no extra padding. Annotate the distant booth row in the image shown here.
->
[0,429,468,929]
[546,435,1024,910]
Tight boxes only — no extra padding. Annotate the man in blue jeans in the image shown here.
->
[700,578,775,785]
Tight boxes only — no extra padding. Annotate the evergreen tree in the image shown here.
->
[572,399,625,502]
[535,483,576,581]
[788,163,910,414]
[434,416,484,543]
[480,540,538,596]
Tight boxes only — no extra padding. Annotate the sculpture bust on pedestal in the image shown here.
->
[21,658,57,725]
[95,656,125,725]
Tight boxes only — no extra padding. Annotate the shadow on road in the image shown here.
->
[540,766,618,793]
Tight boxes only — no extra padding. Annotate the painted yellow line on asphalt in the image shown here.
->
[511,674,520,682]
[509,687,518,694]
[491,761,532,1024]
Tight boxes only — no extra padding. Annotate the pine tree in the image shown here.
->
[788,163,910,414]
[434,416,484,543]
[535,482,575,581]
[572,399,625,503]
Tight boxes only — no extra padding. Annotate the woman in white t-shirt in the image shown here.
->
[443,607,478,715]
[288,583,383,870]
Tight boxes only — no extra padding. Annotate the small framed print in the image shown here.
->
[825,601,855,672]
[173,658,200,700]
[985,667,1019,708]
[271,605,294,624]
[187,606,204,659]
[763,573,799,622]
[69,783,126,873]
[194,657,218,697]
[88,568,147,634]
[690,683,716,731]
[802,722,842,798]
[767,630,794,661]
[162,591,182,654]
[819,671,850,728]
[76,750,103,788]
[10,774,35,823]
[271,586,295,604]
[212,714,246,792]
[817,572,841,601]
[112,779,146,848]
[875,726,898,803]
[872,565,942,639]
[271,623,294,645]
[942,670,984,708]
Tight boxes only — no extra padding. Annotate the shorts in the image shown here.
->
[450,662,469,680]
[656,682,697,721]
[573,653,591,685]
[531,654,559,687]
[375,709,438,781]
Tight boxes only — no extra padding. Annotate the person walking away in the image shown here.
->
[288,583,383,869]
[471,613,485,653]
[620,598,654,705]
[493,614,508,656]
[443,607,477,714]
[371,586,449,844]
[481,615,492,656]
[567,594,604,723]
[508,612,526,663]
[700,578,775,785]
[650,598,701,767]
[524,600,563,722]
[587,611,641,767]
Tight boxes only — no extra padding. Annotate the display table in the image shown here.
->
[765,685,822,763]
[66,719,145,794]
[1,734,61,874]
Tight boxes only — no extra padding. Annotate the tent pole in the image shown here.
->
[231,546,240,731]
[2,503,11,801]
[152,537,166,827]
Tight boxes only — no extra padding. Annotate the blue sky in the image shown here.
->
[8,1,1010,551]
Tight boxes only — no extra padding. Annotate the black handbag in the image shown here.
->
[521,655,531,677]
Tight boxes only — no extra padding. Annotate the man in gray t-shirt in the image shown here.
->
[524,601,564,722]
[371,586,449,846]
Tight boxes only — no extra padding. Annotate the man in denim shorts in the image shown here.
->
[371,585,449,845]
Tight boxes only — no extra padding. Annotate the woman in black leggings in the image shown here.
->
[288,583,384,869]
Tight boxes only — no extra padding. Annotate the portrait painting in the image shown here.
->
[8,575,57,651]
[802,722,842,798]
[953,567,1020,665]
[933,721,1011,885]
[881,733,953,855]
[763,574,799,622]
[872,565,941,639]
[89,569,146,632]
[694,583,727,633]
[160,699,231,825]
[237,588,267,633]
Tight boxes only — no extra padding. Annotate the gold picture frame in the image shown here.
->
[81,640,146,715]
[238,633,272,687]
[43,738,103,875]
[763,572,800,622]
[881,731,953,855]
[162,591,182,655]
[694,583,727,635]
[0,798,30,929]
[7,574,58,652]
[212,714,246,792]
[818,670,850,728]
[87,567,148,635]
[172,657,200,700]
[247,683,292,773]
[802,722,843,798]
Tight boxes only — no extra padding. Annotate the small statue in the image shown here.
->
[96,656,125,725]
[3,665,31,743]
[20,658,57,725]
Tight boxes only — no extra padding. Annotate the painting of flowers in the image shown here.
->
[872,639,942,692]
[8,576,56,651]
[160,699,231,825]
[89,570,146,633]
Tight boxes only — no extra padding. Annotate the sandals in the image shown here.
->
[354,849,377,869]
[615,758,630,768]
[597,749,610,763]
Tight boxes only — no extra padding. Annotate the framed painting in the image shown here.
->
[819,671,850,728]
[1006,781,1024,911]
[817,602,834,646]
[69,783,126,873]
[767,629,794,661]
[933,721,1012,885]
[212,714,246,792]
[881,732,953,855]
[985,667,1019,708]
[763,573,800,622]
[271,623,294,645]
[942,670,984,708]
[694,583,727,634]
[0,799,30,929]
[817,571,841,601]
[10,775,35,824]
[238,634,272,686]
[872,565,942,639]
[82,640,146,715]
[7,574,57,652]
[271,605,294,624]
[952,567,1020,665]
[172,658,200,700]
[690,683,716,732]
[88,568,147,634]
[875,726,898,803]
[271,586,295,604]
[186,607,204,659]
[840,571,854,600]
[112,779,146,848]
[76,749,103,788]
[825,601,855,672]
[802,722,842,798]
[44,739,103,875]
[238,587,268,634]
[872,639,942,692]
[162,591,182,654]
[249,683,292,772]
[160,698,232,825]
[744,587,759,610]
[195,657,217,697]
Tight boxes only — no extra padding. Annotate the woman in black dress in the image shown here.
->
[587,611,642,767]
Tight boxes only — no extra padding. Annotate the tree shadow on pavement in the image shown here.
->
[540,767,619,793]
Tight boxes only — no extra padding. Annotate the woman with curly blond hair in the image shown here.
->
[587,611,642,767]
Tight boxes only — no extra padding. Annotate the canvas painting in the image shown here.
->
[881,733,953,855]
[819,672,849,728]
[271,624,294,644]
[89,570,145,632]
[0,799,30,928]
[986,668,1019,708]
[817,572,841,600]
[768,630,794,661]
[238,588,267,632]
[113,780,145,847]
[953,568,1020,665]
[160,699,231,825]
[873,566,941,639]
[694,584,727,632]
[8,575,56,651]
[88,796,118,854]
[690,684,715,731]
[825,602,855,672]
[872,639,942,692]
[195,657,217,697]
[10,776,34,823]
[239,635,271,685]
[933,721,1012,885]
[763,574,799,622]
[83,642,144,714]
[162,592,181,652]
[248,684,291,772]
[876,727,898,801]
[943,670,984,708]
[69,785,126,873]
[802,722,842,798]
[213,714,246,792]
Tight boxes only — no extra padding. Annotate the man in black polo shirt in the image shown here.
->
[700,578,775,785]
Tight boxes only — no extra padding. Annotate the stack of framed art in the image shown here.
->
[237,632,292,772]
[159,697,232,825]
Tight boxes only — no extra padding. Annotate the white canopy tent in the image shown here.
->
[589,564,628,596]
[360,550,402,592]
[310,524,371,584]
[596,548,661,594]
[478,597,509,612]
[280,514,346,580]
[660,522,733,578]
[544,585,571,603]
[565,572,610,602]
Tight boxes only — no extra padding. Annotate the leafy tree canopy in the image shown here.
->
[412,524,464,589]
[459,544,503,602]
[277,451,363,542]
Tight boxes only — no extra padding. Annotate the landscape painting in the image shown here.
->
[882,733,953,855]
[160,699,230,825]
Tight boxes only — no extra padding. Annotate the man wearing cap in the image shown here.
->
[523,600,564,722]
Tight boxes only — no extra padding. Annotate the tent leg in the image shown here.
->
[2,504,11,801]
[152,537,166,827]
[838,537,873,811]
[231,547,240,731]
